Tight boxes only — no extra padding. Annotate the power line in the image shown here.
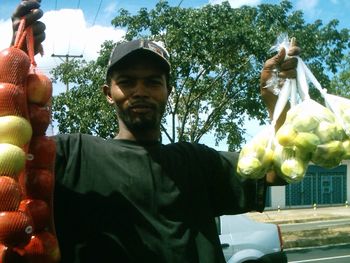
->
[51,54,83,92]
[92,0,103,26]
[81,0,103,57]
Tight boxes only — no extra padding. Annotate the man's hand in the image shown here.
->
[260,38,301,129]
[11,0,46,55]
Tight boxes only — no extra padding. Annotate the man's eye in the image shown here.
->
[118,79,133,86]
[147,79,163,86]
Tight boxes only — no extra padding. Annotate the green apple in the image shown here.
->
[0,143,26,175]
[315,121,338,143]
[292,113,319,132]
[294,132,320,152]
[342,140,350,159]
[0,116,32,147]
[311,140,344,169]
[276,124,298,147]
[237,156,263,178]
[280,158,306,183]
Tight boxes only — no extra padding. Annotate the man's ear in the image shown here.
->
[102,84,114,105]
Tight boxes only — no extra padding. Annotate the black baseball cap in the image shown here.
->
[106,39,171,80]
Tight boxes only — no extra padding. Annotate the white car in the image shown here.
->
[217,214,287,263]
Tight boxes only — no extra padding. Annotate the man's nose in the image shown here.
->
[132,80,149,97]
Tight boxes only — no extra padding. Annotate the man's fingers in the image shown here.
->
[288,46,301,57]
[263,47,286,70]
[279,69,297,79]
[12,1,41,19]
[280,57,298,70]
[32,21,46,35]
[34,31,46,47]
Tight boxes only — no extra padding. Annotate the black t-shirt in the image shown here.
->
[53,133,266,263]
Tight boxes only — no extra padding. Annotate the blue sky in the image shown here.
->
[0,0,349,145]
[39,0,350,29]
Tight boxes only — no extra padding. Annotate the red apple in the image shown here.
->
[0,211,33,246]
[19,199,50,232]
[28,104,51,136]
[23,169,54,201]
[27,136,56,170]
[0,47,31,85]
[0,176,22,211]
[23,231,60,263]
[0,83,27,117]
[0,244,25,262]
[26,73,52,106]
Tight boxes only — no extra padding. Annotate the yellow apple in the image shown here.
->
[0,115,32,146]
[0,143,26,175]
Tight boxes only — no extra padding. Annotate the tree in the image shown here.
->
[52,0,350,150]
[330,53,350,98]
[51,41,117,138]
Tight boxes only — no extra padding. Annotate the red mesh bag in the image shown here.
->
[0,17,60,262]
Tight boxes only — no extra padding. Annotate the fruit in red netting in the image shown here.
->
[27,136,56,169]
[0,143,26,176]
[28,104,51,136]
[0,211,33,246]
[27,73,52,106]
[0,115,32,147]
[24,169,54,201]
[23,231,60,263]
[0,47,30,85]
[19,199,50,232]
[0,83,27,117]
[0,176,22,211]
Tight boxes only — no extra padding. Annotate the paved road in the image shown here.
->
[280,218,350,232]
[287,244,350,263]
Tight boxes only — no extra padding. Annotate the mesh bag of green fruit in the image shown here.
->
[275,71,346,171]
[237,55,293,179]
[237,126,275,179]
[276,98,346,171]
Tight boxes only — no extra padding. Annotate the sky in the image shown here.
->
[0,0,349,148]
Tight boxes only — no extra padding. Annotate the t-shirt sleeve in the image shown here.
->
[196,146,267,216]
[53,133,82,184]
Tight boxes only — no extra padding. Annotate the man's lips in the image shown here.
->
[129,103,155,113]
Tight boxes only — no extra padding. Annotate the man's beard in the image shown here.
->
[116,100,166,132]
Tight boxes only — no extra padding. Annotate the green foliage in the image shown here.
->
[51,41,117,138]
[51,0,350,150]
[330,53,350,98]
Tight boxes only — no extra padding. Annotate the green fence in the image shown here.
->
[286,165,347,206]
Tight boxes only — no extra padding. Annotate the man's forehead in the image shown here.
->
[112,66,166,79]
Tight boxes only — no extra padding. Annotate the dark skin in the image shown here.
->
[12,1,299,185]
[103,56,171,142]
[11,0,46,55]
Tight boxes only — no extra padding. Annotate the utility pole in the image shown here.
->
[51,54,83,92]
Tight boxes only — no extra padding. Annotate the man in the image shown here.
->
[11,1,299,262]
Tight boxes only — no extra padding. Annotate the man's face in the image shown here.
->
[105,58,169,133]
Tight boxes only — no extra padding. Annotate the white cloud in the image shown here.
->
[0,19,13,51]
[209,0,261,8]
[0,8,125,95]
